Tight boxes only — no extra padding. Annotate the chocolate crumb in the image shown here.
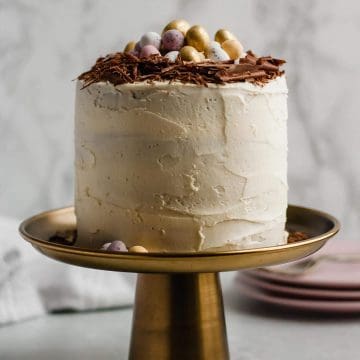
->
[49,230,77,246]
[78,50,285,88]
[288,231,309,244]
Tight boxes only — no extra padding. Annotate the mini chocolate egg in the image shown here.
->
[198,52,206,61]
[124,41,136,53]
[179,46,202,62]
[140,32,161,49]
[165,50,179,62]
[100,242,111,250]
[214,29,237,44]
[221,39,244,60]
[129,245,148,253]
[207,40,221,49]
[205,45,230,61]
[185,25,210,52]
[162,29,184,51]
[204,41,221,56]
[127,49,139,57]
[135,41,142,52]
[140,45,160,58]
[107,240,128,252]
[162,19,191,36]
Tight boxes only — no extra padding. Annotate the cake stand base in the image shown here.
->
[19,205,340,360]
[130,273,228,360]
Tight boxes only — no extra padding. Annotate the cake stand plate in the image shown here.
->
[19,205,339,360]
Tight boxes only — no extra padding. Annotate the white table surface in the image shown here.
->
[0,272,359,360]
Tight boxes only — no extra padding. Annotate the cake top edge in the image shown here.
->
[77,73,288,95]
[78,50,285,89]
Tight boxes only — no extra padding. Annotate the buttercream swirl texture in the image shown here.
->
[75,78,288,251]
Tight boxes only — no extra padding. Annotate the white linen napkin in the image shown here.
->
[0,215,135,326]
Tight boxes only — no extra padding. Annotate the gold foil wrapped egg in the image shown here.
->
[162,19,191,36]
[124,41,136,53]
[129,245,148,253]
[185,25,210,52]
[214,29,237,44]
[221,39,244,60]
[180,46,202,62]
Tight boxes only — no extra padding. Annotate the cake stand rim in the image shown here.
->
[18,204,340,269]
[19,204,340,257]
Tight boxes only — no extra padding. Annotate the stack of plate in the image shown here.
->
[237,241,360,313]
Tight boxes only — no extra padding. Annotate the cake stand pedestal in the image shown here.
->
[19,205,339,360]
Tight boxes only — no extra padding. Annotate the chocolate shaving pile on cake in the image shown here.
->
[78,19,285,88]
[78,51,285,88]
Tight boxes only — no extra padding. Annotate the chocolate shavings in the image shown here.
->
[78,50,285,88]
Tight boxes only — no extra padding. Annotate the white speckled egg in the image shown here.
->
[208,41,221,48]
[140,32,161,49]
[165,50,180,62]
[205,45,230,61]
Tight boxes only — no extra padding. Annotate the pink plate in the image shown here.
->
[248,240,360,289]
[238,281,360,313]
[239,273,360,300]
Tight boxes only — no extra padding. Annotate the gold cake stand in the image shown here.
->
[19,205,339,360]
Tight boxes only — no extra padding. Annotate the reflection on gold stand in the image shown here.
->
[19,205,339,360]
[130,273,228,360]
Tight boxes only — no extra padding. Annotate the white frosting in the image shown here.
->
[74,77,288,252]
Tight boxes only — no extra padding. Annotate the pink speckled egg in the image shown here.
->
[162,29,184,51]
[140,32,161,49]
[140,45,160,58]
[107,240,128,252]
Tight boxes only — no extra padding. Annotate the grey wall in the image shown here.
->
[1,0,359,239]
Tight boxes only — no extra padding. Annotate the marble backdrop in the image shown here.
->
[0,0,359,239]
